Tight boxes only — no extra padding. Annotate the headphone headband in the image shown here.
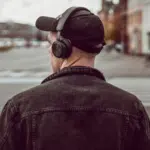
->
[52,7,92,59]
[56,7,91,32]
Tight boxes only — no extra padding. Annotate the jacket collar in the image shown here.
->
[41,66,106,84]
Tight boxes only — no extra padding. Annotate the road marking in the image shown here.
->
[15,55,48,64]
[0,71,50,77]
[0,77,149,107]
[0,78,43,84]
[142,103,150,106]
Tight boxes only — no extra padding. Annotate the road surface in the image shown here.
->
[0,47,150,115]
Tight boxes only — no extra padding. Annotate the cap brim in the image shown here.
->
[35,16,58,31]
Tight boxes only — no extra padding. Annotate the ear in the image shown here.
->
[50,48,55,58]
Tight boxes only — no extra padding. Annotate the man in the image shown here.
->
[0,7,150,150]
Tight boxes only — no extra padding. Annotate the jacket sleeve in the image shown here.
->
[134,101,150,150]
[0,100,20,150]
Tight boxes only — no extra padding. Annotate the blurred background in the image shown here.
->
[0,0,150,115]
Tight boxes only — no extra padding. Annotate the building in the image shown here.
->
[142,0,150,55]
[127,0,143,55]
[98,0,128,53]
[126,0,150,55]
[0,22,36,39]
[99,0,150,55]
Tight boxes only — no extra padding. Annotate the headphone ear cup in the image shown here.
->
[52,41,65,58]
[61,38,72,58]
[52,39,72,58]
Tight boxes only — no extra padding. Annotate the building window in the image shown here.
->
[130,28,140,53]
[106,0,120,4]
[113,0,120,4]
[109,8,114,14]
[148,32,150,50]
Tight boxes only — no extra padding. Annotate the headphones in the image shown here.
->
[52,7,91,59]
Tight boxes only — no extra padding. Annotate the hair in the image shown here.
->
[72,46,97,59]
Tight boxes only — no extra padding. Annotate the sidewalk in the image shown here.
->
[0,49,150,115]
[108,77,150,116]
[95,51,150,79]
[0,48,150,79]
[96,51,150,116]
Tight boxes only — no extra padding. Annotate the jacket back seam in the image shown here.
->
[21,107,140,121]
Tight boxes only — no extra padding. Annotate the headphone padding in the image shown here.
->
[52,38,72,58]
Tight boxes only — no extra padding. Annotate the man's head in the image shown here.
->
[36,7,105,73]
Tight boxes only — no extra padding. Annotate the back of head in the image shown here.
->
[61,8,105,54]
[36,6,105,56]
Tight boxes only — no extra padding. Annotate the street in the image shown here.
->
[0,47,150,115]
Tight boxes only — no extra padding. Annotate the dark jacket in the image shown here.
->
[0,66,150,150]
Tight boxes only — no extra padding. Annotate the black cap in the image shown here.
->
[36,7,105,53]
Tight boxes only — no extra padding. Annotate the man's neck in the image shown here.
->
[60,57,95,70]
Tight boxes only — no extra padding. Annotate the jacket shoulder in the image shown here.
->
[102,81,143,115]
